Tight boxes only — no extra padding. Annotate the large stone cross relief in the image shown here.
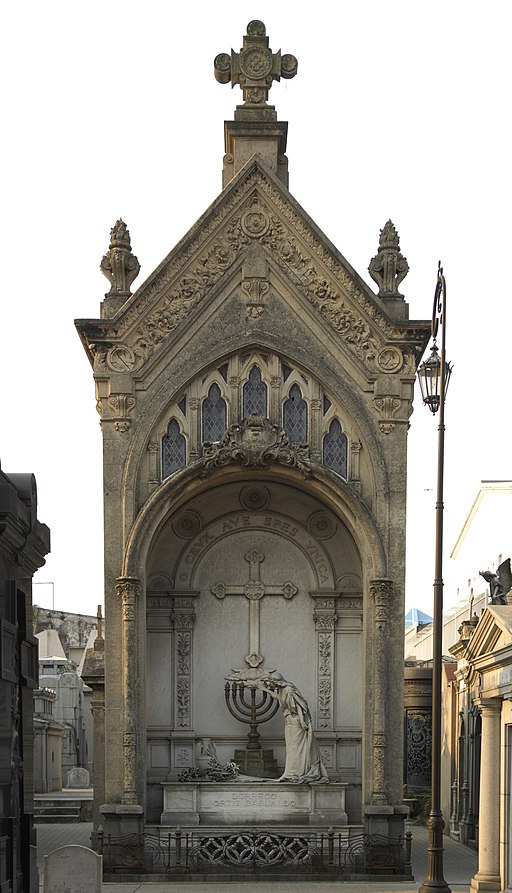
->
[212,549,297,668]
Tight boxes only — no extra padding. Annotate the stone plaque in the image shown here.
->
[161,781,347,826]
[44,845,102,893]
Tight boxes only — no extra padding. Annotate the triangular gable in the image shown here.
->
[76,158,429,377]
[462,605,512,663]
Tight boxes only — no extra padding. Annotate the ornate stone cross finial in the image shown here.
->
[100,218,140,299]
[368,220,409,299]
[214,20,298,106]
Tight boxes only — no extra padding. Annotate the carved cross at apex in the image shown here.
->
[214,20,298,106]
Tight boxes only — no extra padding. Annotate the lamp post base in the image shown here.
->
[418,811,451,893]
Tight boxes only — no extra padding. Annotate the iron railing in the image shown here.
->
[98,826,412,879]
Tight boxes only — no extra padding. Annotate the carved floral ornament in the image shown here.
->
[85,171,427,375]
[201,414,312,478]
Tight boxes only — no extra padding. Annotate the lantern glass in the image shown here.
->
[418,344,453,414]
[418,345,441,413]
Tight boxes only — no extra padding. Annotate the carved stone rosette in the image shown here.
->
[369,579,393,805]
[312,594,337,730]
[116,576,141,805]
[173,597,196,730]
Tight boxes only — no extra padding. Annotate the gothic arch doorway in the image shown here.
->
[144,476,364,822]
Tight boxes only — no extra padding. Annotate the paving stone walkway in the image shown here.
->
[37,822,478,892]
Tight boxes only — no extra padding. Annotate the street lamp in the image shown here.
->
[418,262,453,893]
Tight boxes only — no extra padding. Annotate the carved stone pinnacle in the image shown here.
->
[100,219,140,299]
[368,219,409,299]
[214,20,298,106]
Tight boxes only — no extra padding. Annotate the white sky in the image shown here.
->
[1,1,510,617]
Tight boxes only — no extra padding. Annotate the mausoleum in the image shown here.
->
[76,19,430,855]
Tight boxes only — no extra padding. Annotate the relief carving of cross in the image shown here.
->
[212,549,297,667]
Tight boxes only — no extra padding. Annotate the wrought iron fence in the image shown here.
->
[98,826,412,879]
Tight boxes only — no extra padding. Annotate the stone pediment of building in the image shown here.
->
[458,606,512,667]
[76,160,429,383]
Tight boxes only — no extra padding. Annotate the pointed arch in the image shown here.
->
[162,419,186,479]
[323,419,348,479]
[243,365,268,417]
[202,382,227,442]
[283,383,308,443]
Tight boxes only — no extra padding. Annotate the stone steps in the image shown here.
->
[34,799,85,824]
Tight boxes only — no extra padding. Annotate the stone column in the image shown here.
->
[189,398,200,460]
[147,441,160,493]
[171,594,197,773]
[310,399,322,462]
[470,698,501,893]
[311,594,337,731]
[369,579,393,805]
[116,576,141,806]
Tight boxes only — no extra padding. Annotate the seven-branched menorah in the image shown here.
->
[224,680,279,750]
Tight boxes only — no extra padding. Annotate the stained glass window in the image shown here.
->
[162,419,186,479]
[323,419,347,478]
[283,384,308,443]
[243,366,267,417]
[202,383,226,442]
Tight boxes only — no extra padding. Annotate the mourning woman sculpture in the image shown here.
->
[258,674,329,783]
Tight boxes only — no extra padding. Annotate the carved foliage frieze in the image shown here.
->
[87,169,427,372]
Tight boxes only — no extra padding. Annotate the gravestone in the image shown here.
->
[44,846,101,893]
[66,767,90,789]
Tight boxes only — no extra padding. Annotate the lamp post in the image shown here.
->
[418,262,453,893]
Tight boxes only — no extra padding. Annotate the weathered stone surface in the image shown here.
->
[161,781,347,826]
[67,767,90,789]
[43,845,102,893]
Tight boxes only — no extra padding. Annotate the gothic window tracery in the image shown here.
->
[157,353,357,483]
[283,383,308,443]
[162,419,186,479]
[323,419,348,479]
[243,366,267,417]
[202,383,227,443]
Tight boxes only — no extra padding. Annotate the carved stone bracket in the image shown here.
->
[373,395,402,435]
[201,414,312,478]
[106,394,136,433]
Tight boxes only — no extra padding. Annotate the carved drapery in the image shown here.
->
[369,579,393,805]
[116,576,141,805]
[311,594,337,730]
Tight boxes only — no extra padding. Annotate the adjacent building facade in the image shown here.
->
[0,467,50,892]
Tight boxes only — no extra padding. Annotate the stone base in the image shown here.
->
[100,803,144,838]
[364,804,409,839]
[470,873,501,893]
[161,781,348,827]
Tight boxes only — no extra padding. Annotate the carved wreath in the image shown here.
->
[201,414,312,478]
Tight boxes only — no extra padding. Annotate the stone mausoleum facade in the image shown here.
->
[76,21,430,844]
